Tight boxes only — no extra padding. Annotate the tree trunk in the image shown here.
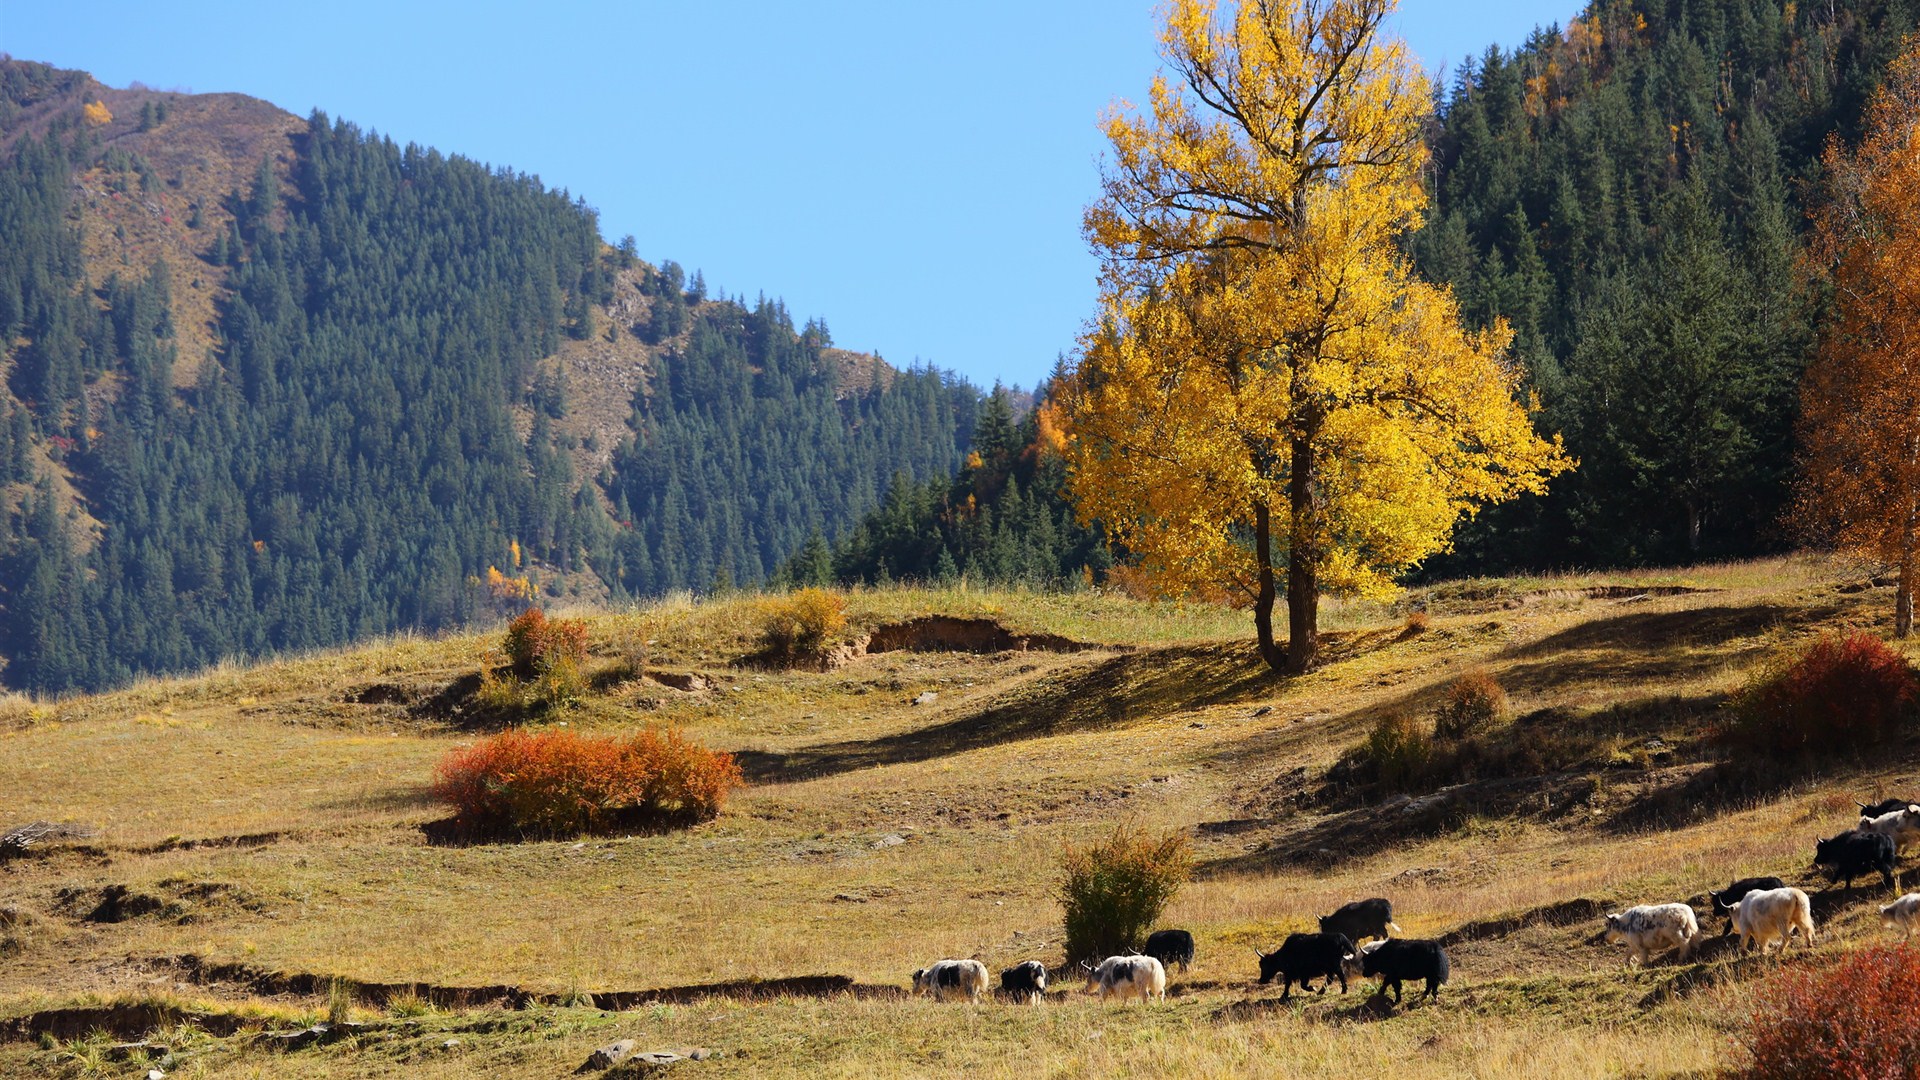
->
[1251,502,1286,670]
[1899,543,1915,639]
[1284,429,1318,674]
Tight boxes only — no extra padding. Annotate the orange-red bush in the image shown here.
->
[1728,944,1920,1079]
[431,727,743,836]
[503,607,588,680]
[1724,631,1918,757]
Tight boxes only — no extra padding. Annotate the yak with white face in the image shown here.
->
[1602,904,1699,966]
[1081,955,1166,1004]
[911,959,988,1003]
[1858,805,1920,853]
[1731,888,1815,955]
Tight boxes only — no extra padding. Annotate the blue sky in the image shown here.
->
[2,1,1575,388]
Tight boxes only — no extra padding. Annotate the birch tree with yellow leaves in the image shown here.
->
[1798,42,1920,637]
[1067,0,1571,672]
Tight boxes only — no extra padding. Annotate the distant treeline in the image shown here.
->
[0,81,982,693]
[1414,0,1920,573]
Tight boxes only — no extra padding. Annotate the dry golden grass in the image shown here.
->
[4,558,1918,1076]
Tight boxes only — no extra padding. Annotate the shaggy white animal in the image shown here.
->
[1879,893,1920,938]
[1731,887,1815,955]
[1602,904,1700,966]
[1081,955,1166,1004]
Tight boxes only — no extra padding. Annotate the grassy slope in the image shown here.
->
[3,558,1917,1077]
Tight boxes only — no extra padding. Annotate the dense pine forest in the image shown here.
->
[1415,0,1920,571]
[4,0,1920,691]
[0,63,980,693]
[812,0,1920,595]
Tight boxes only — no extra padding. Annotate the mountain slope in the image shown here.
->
[0,59,983,693]
[1416,0,1920,572]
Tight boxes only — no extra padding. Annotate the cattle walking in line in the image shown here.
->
[1081,955,1166,1004]
[1345,938,1450,1004]
[998,960,1048,1003]
[1602,904,1700,966]
[1318,898,1401,945]
[1731,887,1815,955]
[1255,932,1356,1001]
[912,959,989,1003]
[1708,877,1788,936]
[1144,929,1195,973]
[1857,804,1920,854]
[1813,829,1898,890]
[1879,893,1920,937]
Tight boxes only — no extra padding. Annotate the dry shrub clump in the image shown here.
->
[1723,631,1918,758]
[1059,824,1192,964]
[1356,714,1436,793]
[480,607,590,709]
[1434,668,1509,740]
[759,588,848,657]
[431,727,743,837]
[1728,944,1920,1078]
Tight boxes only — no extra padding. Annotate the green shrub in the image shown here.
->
[1358,714,1435,792]
[759,588,847,657]
[1058,825,1191,964]
[1434,668,1509,740]
[1723,631,1918,759]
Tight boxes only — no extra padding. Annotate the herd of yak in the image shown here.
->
[908,797,1920,1008]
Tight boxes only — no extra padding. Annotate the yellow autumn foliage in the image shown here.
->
[1068,0,1571,671]
[83,101,112,127]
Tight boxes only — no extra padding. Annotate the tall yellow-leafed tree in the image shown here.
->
[1798,41,1920,636]
[1067,0,1570,672]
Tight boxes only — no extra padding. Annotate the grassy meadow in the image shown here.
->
[4,556,1919,1077]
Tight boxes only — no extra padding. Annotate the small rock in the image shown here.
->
[1252,705,1274,717]
[584,1038,639,1069]
[875,833,907,848]
[834,892,868,903]
[1188,722,1206,729]
[912,691,938,706]
[147,1071,165,1080]
[442,1038,462,1051]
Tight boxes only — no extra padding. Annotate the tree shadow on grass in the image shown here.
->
[734,643,1281,783]
[1500,603,1814,660]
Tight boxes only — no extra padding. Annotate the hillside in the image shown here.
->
[0,58,983,694]
[3,557,1918,1076]
[1416,0,1920,572]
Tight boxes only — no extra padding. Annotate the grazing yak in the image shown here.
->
[1731,887,1815,955]
[1602,904,1700,966]
[912,959,989,1003]
[998,960,1048,1003]
[1081,955,1166,1004]
[1708,877,1788,936]
[1318,898,1401,945]
[1814,829,1897,890]
[1859,797,1920,819]
[1879,893,1920,937]
[1345,938,1450,1004]
[1857,804,1920,854]
[1144,929,1195,973]
[1256,932,1356,1001]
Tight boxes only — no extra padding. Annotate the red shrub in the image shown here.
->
[1724,632,1918,757]
[431,727,743,837]
[502,607,588,680]
[1728,944,1920,1079]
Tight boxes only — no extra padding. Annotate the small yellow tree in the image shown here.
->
[1068,0,1570,672]
[1798,40,1920,636]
